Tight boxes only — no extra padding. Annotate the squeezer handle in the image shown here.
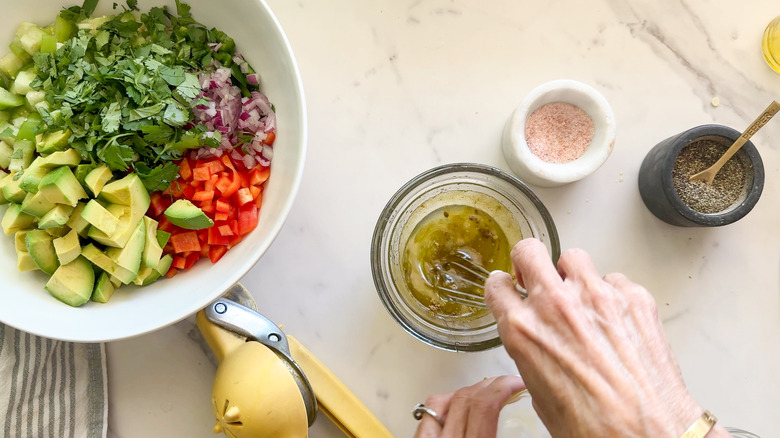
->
[287,335,394,438]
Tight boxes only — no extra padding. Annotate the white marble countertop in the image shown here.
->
[107,0,780,436]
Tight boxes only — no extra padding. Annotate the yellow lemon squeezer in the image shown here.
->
[196,283,394,438]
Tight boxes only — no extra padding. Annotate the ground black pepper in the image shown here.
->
[672,139,748,214]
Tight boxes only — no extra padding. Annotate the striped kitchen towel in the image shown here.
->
[0,323,107,438]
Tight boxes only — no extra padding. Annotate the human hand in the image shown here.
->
[413,375,526,438]
[484,238,730,438]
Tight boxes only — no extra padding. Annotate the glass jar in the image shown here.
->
[370,163,560,352]
[762,15,780,73]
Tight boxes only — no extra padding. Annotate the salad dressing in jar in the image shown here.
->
[402,203,514,318]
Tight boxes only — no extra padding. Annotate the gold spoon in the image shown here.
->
[689,100,780,184]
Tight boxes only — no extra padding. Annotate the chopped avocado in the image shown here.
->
[81,199,119,235]
[45,256,94,307]
[0,172,17,204]
[36,130,71,154]
[91,272,116,303]
[11,69,36,95]
[77,16,112,32]
[164,199,214,230]
[105,219,145,277]
[108,275,122,288]
[142,216,163,269]
[17,250,39,272]
[54,15,76,42]
[99,173,149,207]
[19,23,47,55]
[133,265,158,286]
[0,86,24,110]
[15,116,39,141]
[20,191,57,218]
[38,166,88,206]
[14,230,29,251]
[8,39,30,63]
[155,254,173,276]
[38,204,74,229]
[25,229,59,275]
[43,148,81,167]
[53,229,81,265]
[87,204,133,248]
[0,53,26,80]
[156,229,171,248]
[8,138,35,172]
[81,244,136,284]
[2,203,36,235]
[1,173,27,204]
[44,226,70,238]
[0,140,13,169]
[134,253,173,286]
[66,202,89,236]
[74,163,96,186]
[19,156,51,193]
[26,90,46,110]
[88,175,149,248]
[84,165,113,196]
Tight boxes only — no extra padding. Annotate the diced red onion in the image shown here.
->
[189,65,277,166]
[261,145,273,161]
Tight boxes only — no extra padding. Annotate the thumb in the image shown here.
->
[484,270,524,319]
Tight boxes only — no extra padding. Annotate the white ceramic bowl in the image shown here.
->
[0,0,306,341]
[501,79,616,187]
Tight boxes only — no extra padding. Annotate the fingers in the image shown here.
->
[484,270,523,319]
[413,392,451,438]
[510,238,562,295]
[442,376,527,437]
[556,248,601,285]
[414,376,527,438]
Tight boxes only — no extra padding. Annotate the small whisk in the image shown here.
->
[431,251,527,309]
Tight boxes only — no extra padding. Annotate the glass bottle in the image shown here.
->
[762,15,780,73]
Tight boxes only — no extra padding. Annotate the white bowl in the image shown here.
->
[501,79,616,187]
[0,0,306,341]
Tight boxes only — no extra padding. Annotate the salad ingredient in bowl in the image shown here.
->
[0,0,305,341]
[1,0,275,305]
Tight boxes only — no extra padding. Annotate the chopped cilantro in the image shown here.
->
[32,0,259,192]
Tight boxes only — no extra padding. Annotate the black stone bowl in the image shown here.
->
[638,124,765,227]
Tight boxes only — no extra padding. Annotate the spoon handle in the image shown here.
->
[712,101,780,170]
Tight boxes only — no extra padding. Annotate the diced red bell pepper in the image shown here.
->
[172,256,187,270]
[209,245,228,263]
[236,187,253,206]
[208,226,231,246]
[192,167,211,181]
[149,192,172,217]
[171,231,202,253]
[237,204,258,236]
[250,166,270,186]
[214,211,229,221]
[215,199,231,213]
[203,159,226,175]
[184,252,200,269]
[179,158,193,181]
[192,190,215,202]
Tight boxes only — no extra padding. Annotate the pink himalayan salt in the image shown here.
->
[525,102,594,163]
